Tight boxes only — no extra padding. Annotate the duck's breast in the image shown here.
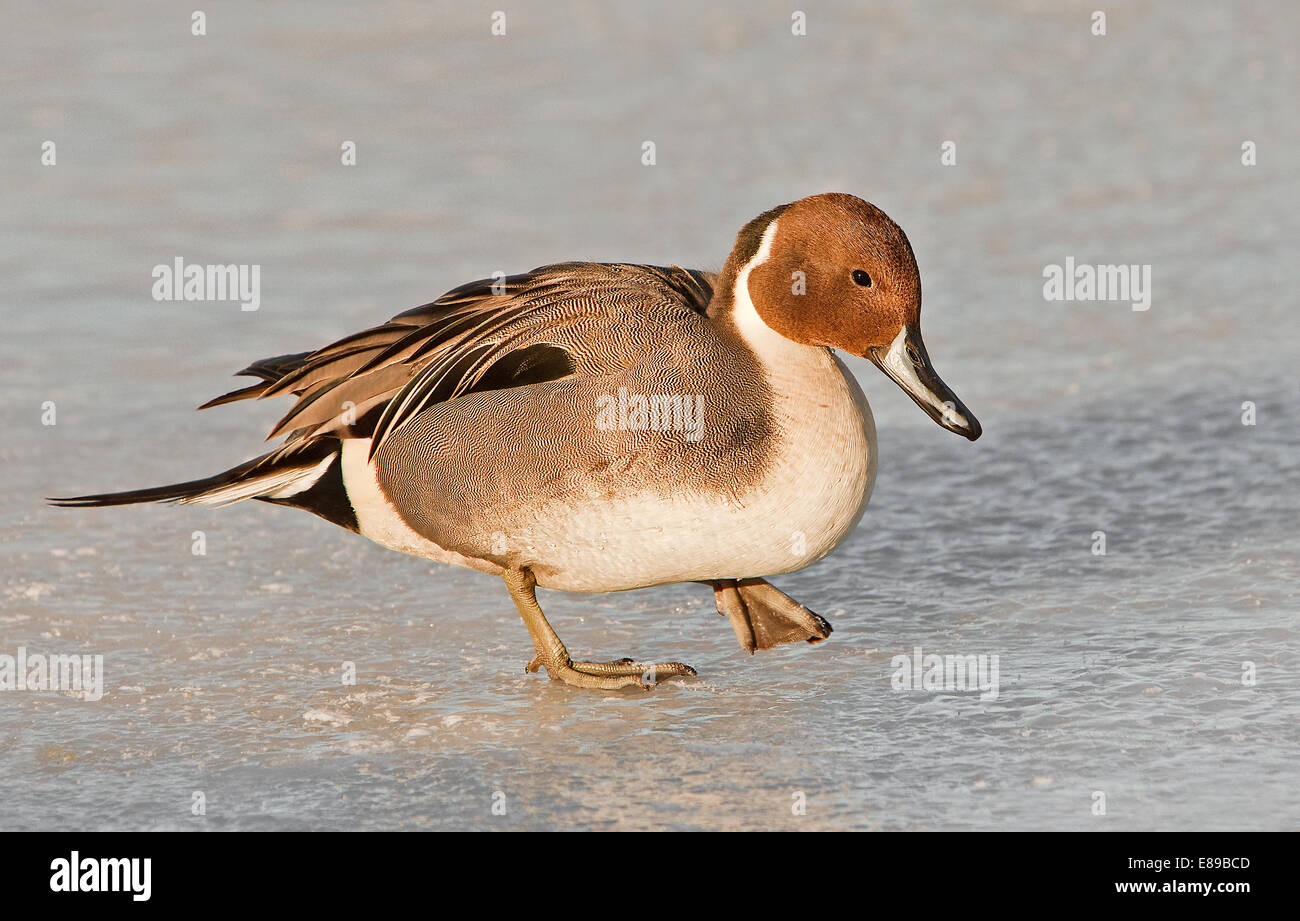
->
[511,349,876,592]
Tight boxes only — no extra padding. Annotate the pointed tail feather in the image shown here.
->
[49,444,336,510]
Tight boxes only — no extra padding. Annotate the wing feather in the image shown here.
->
[200,263,715,458]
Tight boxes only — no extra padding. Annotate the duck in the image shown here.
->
[52,193,981,690]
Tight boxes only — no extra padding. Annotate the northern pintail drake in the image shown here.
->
[53,193,981,690]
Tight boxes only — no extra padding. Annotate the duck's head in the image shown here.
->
[728,192,981,441]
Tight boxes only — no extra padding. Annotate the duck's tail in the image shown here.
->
[47,439,357,530]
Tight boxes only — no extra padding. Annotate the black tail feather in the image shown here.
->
[48,454,275,508]
[50,438,359,532]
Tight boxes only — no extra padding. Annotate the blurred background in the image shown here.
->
[1,0,1297,829]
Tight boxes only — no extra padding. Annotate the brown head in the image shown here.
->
[718,192,980,440]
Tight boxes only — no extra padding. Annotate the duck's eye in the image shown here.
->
[852,269,872,287]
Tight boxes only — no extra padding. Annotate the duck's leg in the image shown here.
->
[504,568,696,690]
[708,578,833,654]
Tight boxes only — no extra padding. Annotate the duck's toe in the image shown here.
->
[526,654,696,689]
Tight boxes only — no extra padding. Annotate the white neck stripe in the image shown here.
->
[729,219,794,361]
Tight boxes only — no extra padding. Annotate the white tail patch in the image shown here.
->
[179,455,334,507]
[339,438,435,550]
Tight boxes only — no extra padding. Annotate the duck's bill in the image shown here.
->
[868,327,982,441]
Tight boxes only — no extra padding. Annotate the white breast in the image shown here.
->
[509,354,875,593]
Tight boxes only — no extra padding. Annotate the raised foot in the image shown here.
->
[711,578,833,654]
[525,653,697,690]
